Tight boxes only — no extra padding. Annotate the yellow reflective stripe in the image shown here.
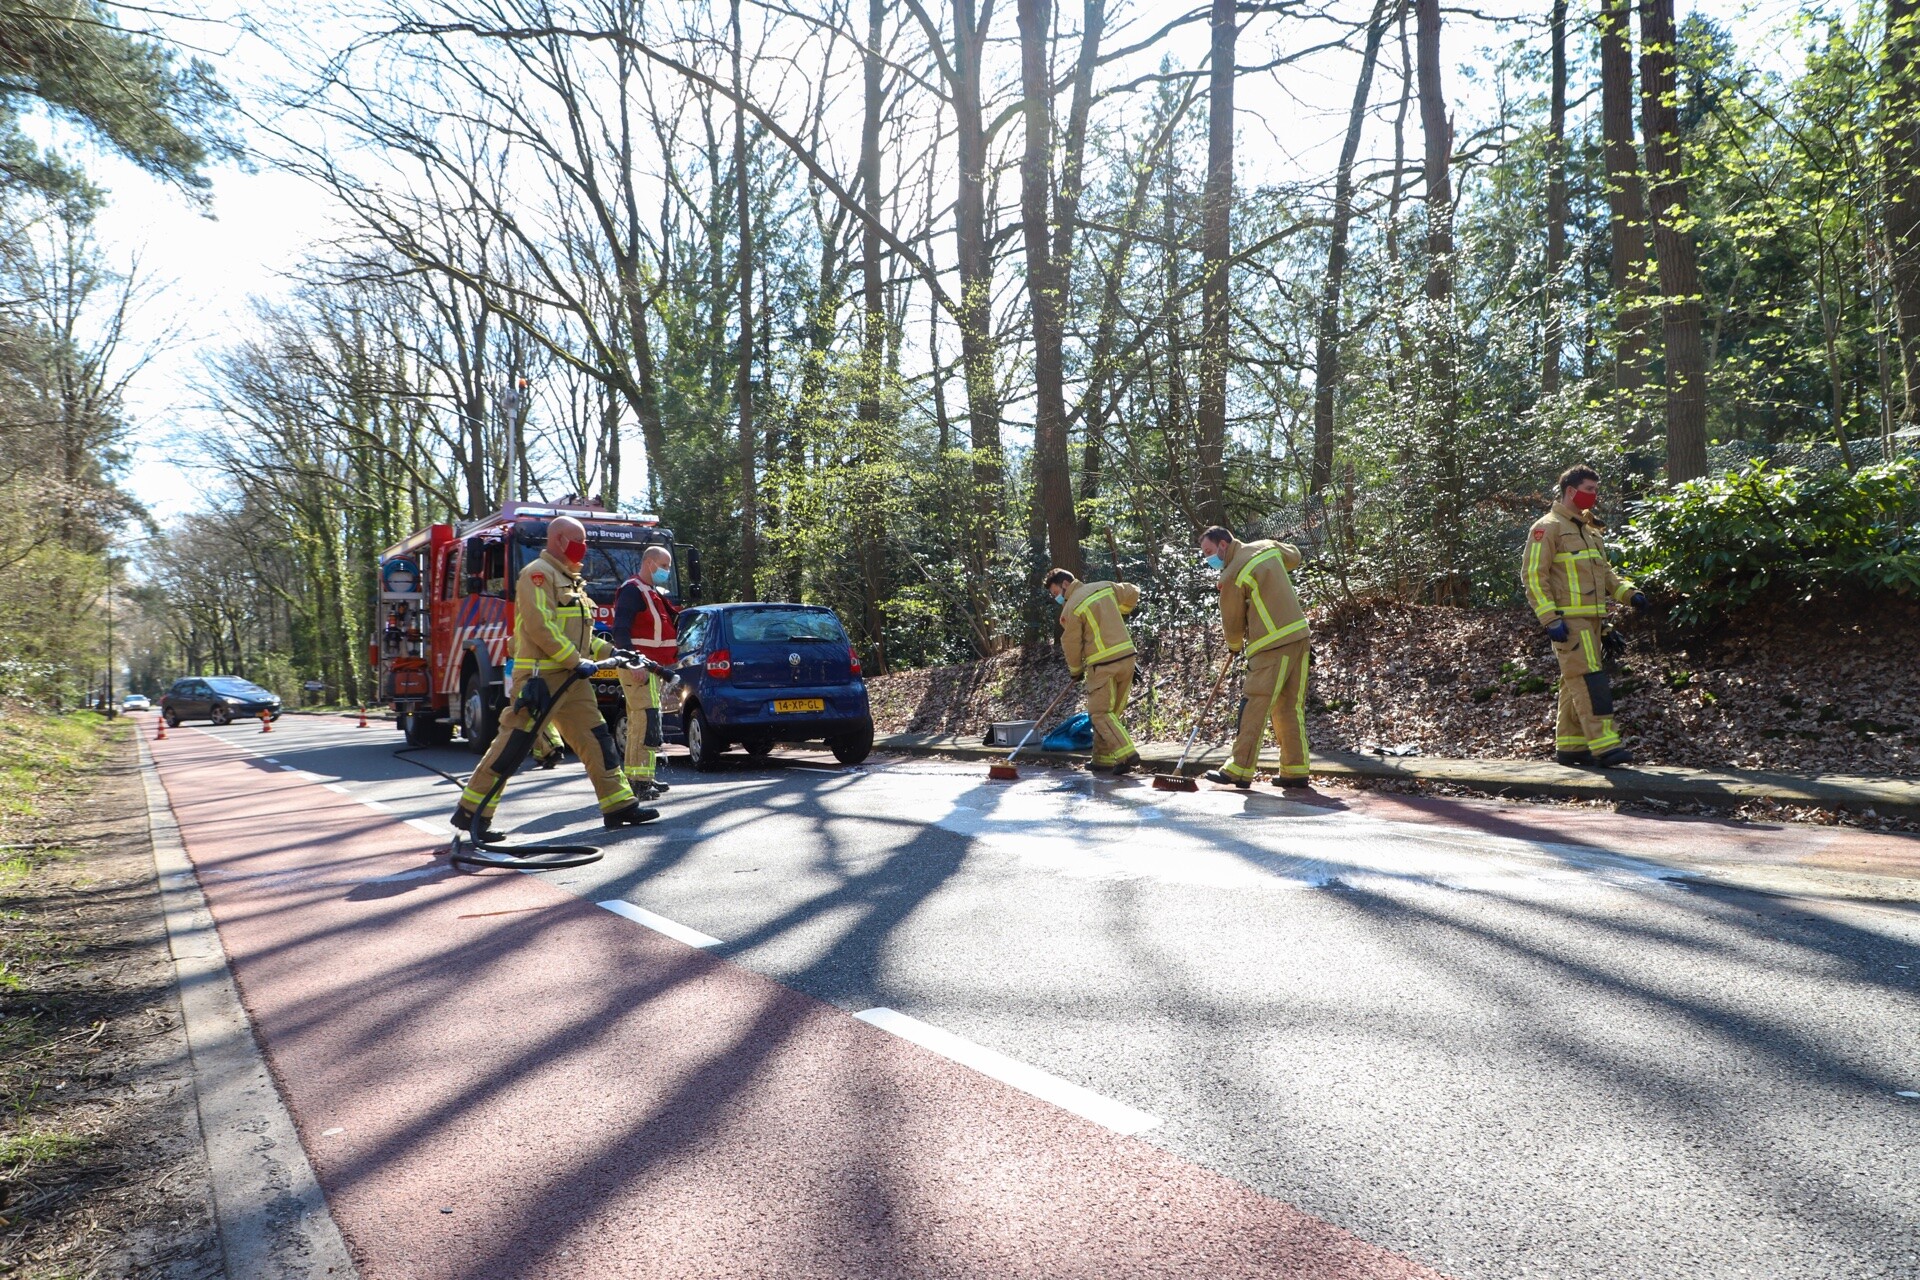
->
[597,783,637,811]
[1581,629,1601,670]
[1524,531,1556,619]
[1245,616,1308,657]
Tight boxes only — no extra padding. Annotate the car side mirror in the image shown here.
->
[465,574,486,595]
[464,542,486,577]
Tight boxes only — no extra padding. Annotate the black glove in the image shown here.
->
[1545,618,1571,644]
[515,675,552,717]
[1602,628,1628,662]
[574,659,598,680]
[1630,592,1649,613]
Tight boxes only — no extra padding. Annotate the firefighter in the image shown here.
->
[611,545,679,800]
[1046,568,1142,774]
[1199,525,1313,790]
[1523,464,1649,768]
[450,516,657,838]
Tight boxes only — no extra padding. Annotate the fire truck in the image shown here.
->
[373,499,701,752]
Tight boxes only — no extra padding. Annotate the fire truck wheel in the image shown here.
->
[462,673,499,755]
[404,710,453,748]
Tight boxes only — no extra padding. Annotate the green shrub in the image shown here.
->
[1619,459,1920,624]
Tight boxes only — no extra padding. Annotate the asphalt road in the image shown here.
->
[163,714,1920,1280]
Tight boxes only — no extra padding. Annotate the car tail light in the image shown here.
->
[849,646,863,676]
[706,649,732,678]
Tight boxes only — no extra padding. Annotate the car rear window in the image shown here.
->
[729,609,846,644]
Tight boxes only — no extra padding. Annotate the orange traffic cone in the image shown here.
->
[259,710,273,733]
[155,717,167,741]
[357,705,369,728]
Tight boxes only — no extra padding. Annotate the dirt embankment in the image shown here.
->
[866,596,1920,778]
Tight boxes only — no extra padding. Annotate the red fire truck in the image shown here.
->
[373,500,700,752]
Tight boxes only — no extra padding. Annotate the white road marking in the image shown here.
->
[595,900,722,948]
[853,1007,1161,1136]
[407,818,449,837]
[323,783,350,795]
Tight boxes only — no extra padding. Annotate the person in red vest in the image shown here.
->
[611,545,680,799]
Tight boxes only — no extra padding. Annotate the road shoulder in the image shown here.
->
[139,734,357,1279]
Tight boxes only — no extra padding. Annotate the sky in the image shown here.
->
[86,0,1806,531]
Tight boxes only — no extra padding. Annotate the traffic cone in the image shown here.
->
[259,710,273,734]
[155,717,167,741]
[357,705,369,728]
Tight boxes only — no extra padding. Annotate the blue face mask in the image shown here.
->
[650,567,671,586]
[1203,553,1224,572]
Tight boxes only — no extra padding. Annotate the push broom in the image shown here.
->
[987,680,1078,782]
[1152,656,1237,792]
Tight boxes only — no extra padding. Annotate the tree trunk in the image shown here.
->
[948,0,1002,651]
[1599,0,1653,430]
[1541,0,1569,395]
[1638,0,1708,481]
[1195,0,1236,527]
[1887,0,1920,423]
[1416,0,1453,305]
[1018,0,1082,578]
[1310,0,1392,499]
[856,0,890,669]
[1415,0,1459,534]
[732,0,758,591]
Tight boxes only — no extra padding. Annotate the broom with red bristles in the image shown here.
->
[987,680,1078,782]
[1152,655,1238,792]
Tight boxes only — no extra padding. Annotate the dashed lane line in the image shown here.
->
[595,899,723,948]
[854,1006,1162,1137]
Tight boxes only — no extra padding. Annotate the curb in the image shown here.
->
[874,733,1920,822]
[139,736,358,1279]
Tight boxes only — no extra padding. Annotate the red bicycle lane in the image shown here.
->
[151,727,1449,1280]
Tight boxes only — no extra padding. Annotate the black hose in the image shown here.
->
[392,663,646,872]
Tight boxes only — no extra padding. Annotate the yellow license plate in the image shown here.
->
[773,698,824,713]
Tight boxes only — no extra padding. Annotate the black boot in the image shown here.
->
[1202,769,1250,790]
[449,805,504,843]
[1592,746,1635,768]
[1108,752,1140,776]
[603,803,661,828]
[1555,749,1593,767]
[1272,774,1312,789]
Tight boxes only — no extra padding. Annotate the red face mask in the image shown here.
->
[558,535,587,565]
[1570,490,1599,511]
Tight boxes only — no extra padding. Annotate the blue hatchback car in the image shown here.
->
[668,603,874,769]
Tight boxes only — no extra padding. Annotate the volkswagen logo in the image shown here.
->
[788,653,801,668]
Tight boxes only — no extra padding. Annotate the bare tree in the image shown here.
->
[1541,0,1568,395]
[1310,0,1394,499]
[1599,0,1652,433]
[1195,0,1236,527]
[1638,0,1707,480]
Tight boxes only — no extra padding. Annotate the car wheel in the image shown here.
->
[743,736,774,758]
[163,708,180,728]
[828,719,874,766]
[210,703,232,726]
[462,674,498,755]
[686,704,725,772]
[609,709,629,759]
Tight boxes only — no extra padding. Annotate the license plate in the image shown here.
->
[773,698,824,713]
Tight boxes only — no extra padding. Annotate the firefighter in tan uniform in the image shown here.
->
[450,517,656,839]
[1045,569,1142,774]
[1199,525,1313,789]
[1523,465,1648,768]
